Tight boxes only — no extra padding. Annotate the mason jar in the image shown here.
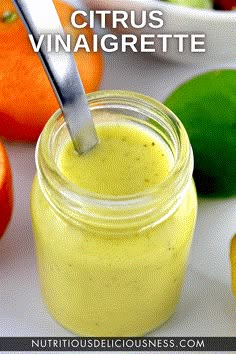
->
[31,90,197,336]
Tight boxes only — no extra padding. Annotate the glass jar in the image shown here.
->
[31,90,197,337]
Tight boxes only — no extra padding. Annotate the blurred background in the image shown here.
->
[0,0,235,337]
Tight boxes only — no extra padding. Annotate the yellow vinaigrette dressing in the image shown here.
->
[60,123,173,195]
[31,91,197,336]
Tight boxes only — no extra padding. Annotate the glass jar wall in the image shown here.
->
[31,91,197,336]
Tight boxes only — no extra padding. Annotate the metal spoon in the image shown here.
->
[12,0,98,155]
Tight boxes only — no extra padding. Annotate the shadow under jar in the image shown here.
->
[31,90,197,336]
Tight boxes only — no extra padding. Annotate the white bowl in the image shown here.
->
[85,0,236,64]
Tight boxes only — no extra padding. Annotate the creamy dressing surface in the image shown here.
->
[31,121,197,336]
[59,123,173,196]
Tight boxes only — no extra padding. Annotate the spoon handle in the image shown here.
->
[13,0,98,155]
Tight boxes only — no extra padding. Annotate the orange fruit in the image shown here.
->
[0,0,103,141]
[230,234,236,298]
[0,141,13,238]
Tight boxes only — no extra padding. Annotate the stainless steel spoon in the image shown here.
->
[12,0,98,155]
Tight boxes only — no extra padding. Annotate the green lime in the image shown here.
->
[164,69,236,197]
[165,0,213,9]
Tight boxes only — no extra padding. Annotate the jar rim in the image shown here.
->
[36,90,193,226]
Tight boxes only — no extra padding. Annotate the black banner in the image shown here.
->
[0,337,236,351]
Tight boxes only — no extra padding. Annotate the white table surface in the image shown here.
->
[0,0,236,343]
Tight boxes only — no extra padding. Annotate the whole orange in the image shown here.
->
[0,141,13,238]
[0,0,103,141]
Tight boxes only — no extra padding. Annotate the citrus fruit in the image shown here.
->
[230,234,236,298]
[166,0,212,9]
[0,141,13,238]
[0,0,103,142]
[164,69,236,197]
